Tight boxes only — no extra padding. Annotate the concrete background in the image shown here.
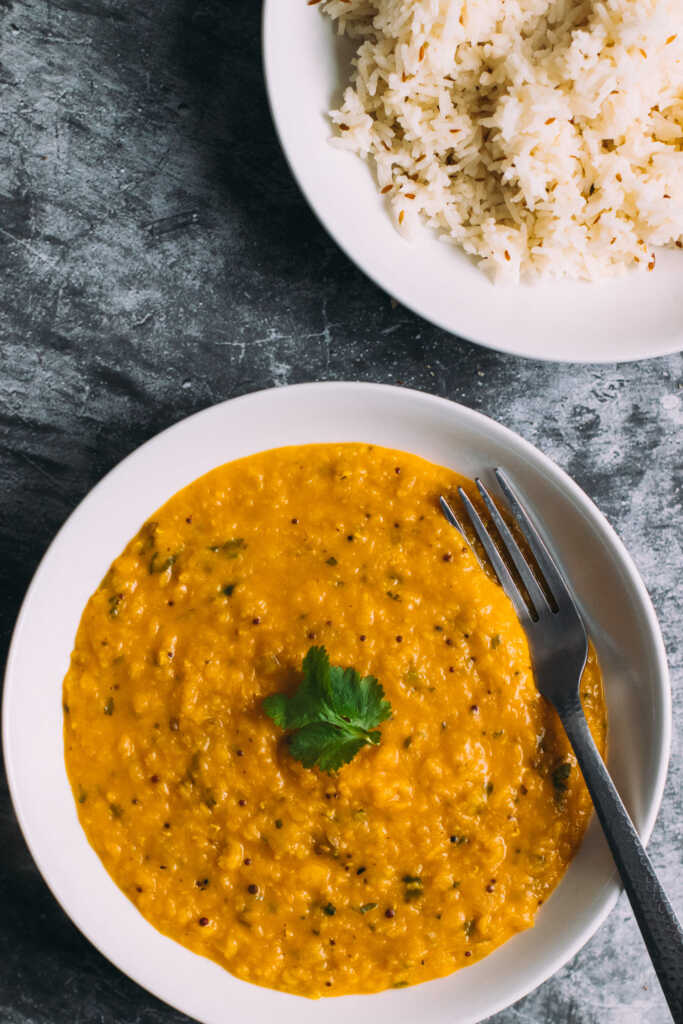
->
[0,1,681,1021]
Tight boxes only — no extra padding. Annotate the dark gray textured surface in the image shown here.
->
[0,1,681,1021]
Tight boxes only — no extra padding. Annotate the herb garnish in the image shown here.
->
[208,538,246,558]
[263,646,392,773]
[403,875,423,902]
[150,552,176,574]
[552,761,572,795]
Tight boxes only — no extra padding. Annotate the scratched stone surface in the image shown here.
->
[0,1,681,1022]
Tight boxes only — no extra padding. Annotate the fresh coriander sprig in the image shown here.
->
[263,646,392,773]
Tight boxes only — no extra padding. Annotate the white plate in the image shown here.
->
[3,383,671,1024]
[262,2,683,363]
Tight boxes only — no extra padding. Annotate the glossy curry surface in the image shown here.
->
[63,444,607,997]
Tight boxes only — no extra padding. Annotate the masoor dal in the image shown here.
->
[63,444,607,997]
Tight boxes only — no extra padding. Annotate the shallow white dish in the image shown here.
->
[3,382,671,1024]
[262,1,683,363]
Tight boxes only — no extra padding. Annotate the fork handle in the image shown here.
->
[558,694,683,1021]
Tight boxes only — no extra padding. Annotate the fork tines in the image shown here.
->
[440,470,572,625]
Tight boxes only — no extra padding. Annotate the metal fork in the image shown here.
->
[440,470,683,1021]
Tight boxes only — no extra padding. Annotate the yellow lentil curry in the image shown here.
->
[63,444,607,997]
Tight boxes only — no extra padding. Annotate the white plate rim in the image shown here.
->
[2,381,672,1024]
[261,1,683,364]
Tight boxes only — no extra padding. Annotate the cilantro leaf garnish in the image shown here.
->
[263,646,392,773]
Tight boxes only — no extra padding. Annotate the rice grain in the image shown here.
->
[321,0,683,282]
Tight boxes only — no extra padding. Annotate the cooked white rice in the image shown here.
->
[320,0,683,282]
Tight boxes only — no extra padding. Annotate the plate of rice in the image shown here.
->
[262,0,683,362]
